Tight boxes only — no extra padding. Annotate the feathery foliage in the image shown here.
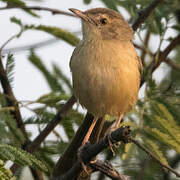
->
[0,159,15,180]
[0,144,48,173]
[5,54,15,88]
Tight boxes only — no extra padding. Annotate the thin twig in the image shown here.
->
[0,5,76,17]
[131,139,180,178]
[141,33,180,85]
[0,32,28,140]
[158,34,180,67]
[90,160,130,180]
[27,95,76,153]
[165,58,180,71]
[3,31,81,54]
[0,27,44,180]
[132,0,164,31]
[0,34,18,55]
[141,31,151,65]
[153,34,180,71]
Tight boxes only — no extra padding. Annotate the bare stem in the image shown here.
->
[132,0,164,31]
[132,139,180,178]
[0,5,76,17]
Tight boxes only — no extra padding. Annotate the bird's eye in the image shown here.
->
[100,18,108,25]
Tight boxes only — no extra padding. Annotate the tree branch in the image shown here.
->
[156,34,180,69]
[132,0,164,31]
[141,33,180,85]
[0,28,44,180]
[27,95,76,153]
[165,58,180,71]
[90,160,130,180]
[52,126,131,180]
[0,34,28,140]
[131,139,180,178]
[141,31,151,65]
[0,5,76,17]
[10,95,76,172]
[52,113,94,178]
[163,155,180,180]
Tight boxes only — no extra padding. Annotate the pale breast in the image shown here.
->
[70,39,141,117]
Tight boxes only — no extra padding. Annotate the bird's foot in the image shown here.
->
[107,131,117,156]
[106,126,131,155]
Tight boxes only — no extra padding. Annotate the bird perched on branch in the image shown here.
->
[69,7,142,145]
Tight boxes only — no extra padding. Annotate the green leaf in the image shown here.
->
[5,54,15,88]
[2,0,25,6]
[0,159,15,180]
[24,110,54,125]
[3,0,39,17]
[25,25,80,46]
[0,144,48,172]
[83,0,92,4]
[0,93,7,107]
[150,102,180,145]
[0,112,25,145]
[147,127,180,154]
[10,17,22,26]
[143,138,169,166]
[36,92,70,106]
[100,0,118,11]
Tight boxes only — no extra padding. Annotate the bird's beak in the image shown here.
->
[69,8,97,25]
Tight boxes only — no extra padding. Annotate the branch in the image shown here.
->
[52,113,94,178]
[0,5,76,17]
[3,38,59,54]
[156,34,180,68]
[0,28,44,180]
[52,114,114,179]
[165,58,180,71]
[53,126,131,180]
[131,139,180,178]
[90,160,130,180]
[141,31,151,65]
[132,0,164,31]
[10,95,76,173]
[0,33,28,140]
[27,95,76,153]
[141,33,180,85]
[163,155,180,180]
[134,43,154,58]
[152,33,180,71]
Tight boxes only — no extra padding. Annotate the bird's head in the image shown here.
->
[69,8,134,41]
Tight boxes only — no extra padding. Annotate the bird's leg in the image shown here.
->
[79,116,99,175]
[114,114,124,129]
[107,114,124,155]
[91,117,105,144]
[82,116,98,145]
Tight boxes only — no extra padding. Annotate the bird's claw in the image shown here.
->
[107,125,131,155]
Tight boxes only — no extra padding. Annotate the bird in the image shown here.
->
[69,8,142,146]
